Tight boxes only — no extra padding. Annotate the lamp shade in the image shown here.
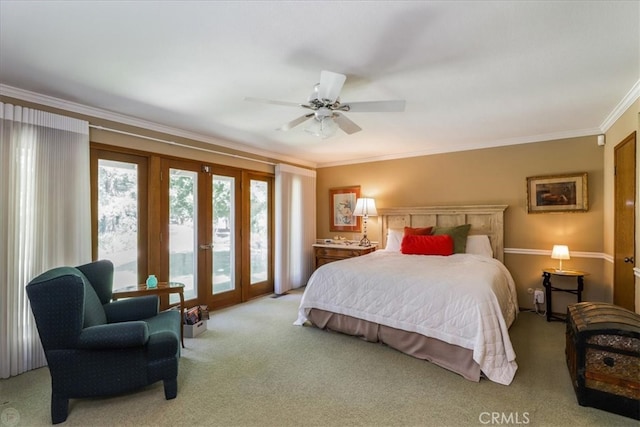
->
[353,198,378,217]
[551,245,570,260]
[305,116,338,139]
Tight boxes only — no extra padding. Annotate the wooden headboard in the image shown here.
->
[377,205,508,262]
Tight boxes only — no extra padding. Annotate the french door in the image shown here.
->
[243,173,274,300]
[91,149,148,290]
[160,159,273,309]
[92,146,273,310]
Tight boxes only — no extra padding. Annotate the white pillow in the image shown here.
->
[465,235,493,258]
[384,229,404,252]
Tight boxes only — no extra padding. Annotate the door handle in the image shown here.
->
[624,257,634,264]
[199,243,214,250]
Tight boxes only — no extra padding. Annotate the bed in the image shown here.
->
[294,205,519,385]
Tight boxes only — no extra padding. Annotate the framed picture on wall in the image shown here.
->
[329,186,361,232]
[527,172,588,213]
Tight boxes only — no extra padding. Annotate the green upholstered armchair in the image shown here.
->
[26,260,181,424]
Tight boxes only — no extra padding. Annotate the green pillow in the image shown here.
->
[431,224,472,253]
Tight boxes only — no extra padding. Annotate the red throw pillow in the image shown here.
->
[403,226,433,236]
[401,234,454,256]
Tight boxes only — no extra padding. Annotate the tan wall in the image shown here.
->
[602,99,639,313]
[317,136,605,311]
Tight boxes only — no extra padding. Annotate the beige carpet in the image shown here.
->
[0,289,636,427]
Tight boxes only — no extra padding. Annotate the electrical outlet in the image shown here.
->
[534,289,545,304]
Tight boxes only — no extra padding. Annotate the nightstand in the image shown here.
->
[542,268,589,322]
[313,243,376,270]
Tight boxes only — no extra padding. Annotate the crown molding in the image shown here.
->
[318,127,603,168]
[600,79,640,133]
[0,84,317,169]
[3,79,636,169]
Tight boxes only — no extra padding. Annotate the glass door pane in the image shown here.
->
[97,159,138,290]
[212,175,235,294]
[169,168,198,301]
[250,179,269,285]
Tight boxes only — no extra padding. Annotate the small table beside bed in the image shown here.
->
[295,205,519,386]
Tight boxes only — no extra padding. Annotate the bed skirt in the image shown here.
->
[308,308,481,382]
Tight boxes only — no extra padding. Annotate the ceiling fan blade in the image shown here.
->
[279,113,314,131]
[244,97,306,108]
[343,100,406,113]
[317,71,346,103]
[333,113,362,135]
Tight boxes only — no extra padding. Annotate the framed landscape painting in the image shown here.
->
[329,186,361,232]
[527,173,588,213]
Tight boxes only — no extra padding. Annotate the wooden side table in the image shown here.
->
[313,243,376,270]
[542,269,588,322]
[112,282,185,347]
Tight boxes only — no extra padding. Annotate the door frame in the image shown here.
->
[613,131,636,311]
[91,144,275,311]
[159,157,206,307]
[90,146,149,286]
[242,172,275,301]
[208,166,243,309]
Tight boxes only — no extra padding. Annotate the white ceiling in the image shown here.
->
[1,1,638,168]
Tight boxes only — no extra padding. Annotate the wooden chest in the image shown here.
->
[566,302,640,420]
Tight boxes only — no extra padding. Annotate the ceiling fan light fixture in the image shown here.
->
[246,70,406,137]
[305,116,338,139]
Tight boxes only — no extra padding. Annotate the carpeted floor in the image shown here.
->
[0,289,636,427]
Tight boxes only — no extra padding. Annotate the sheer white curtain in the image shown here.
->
[0,103,91,378]
[274,164,316,295]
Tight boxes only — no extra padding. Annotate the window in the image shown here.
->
[92,149,148,289]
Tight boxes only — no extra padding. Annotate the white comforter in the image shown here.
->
[294,251,519,385]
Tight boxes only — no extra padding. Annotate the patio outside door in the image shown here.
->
[162,159,272,309]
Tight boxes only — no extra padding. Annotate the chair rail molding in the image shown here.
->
[504,248,613,263]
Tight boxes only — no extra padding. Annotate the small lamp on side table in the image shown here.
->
[551,245,570,272]
[353,198,377,247]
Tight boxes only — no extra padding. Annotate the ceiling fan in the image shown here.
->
[245,70,406,138]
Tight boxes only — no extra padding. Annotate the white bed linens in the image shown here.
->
[294,251,519,385]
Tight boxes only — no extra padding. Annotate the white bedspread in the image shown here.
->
[294,251,519,385]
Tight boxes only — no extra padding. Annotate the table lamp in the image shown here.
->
[353,198,377,247]
[551,245,570,272]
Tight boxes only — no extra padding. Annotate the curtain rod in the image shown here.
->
[89,124,277,166]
